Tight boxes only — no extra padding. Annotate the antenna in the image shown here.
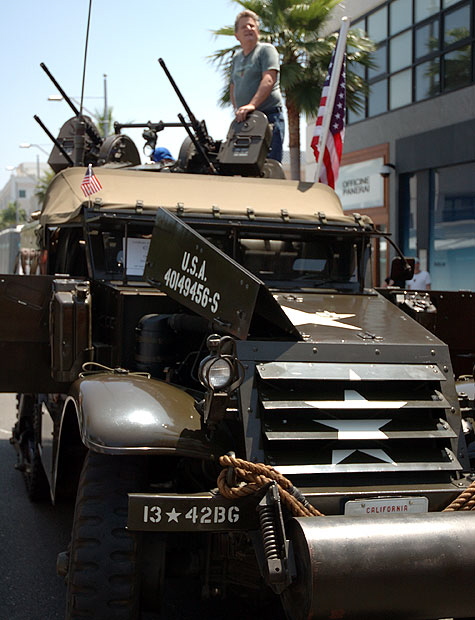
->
[79,0,94,117]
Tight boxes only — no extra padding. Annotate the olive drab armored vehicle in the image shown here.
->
[4,61,475,620]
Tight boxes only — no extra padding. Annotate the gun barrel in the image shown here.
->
[41,63,102,149]
[40,63,80,117]
[158,58,200,130]
[33,115,74,166]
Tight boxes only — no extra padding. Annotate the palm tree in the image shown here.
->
[0,202,27,230]
[211,0,374,180]
[94,106,115,138]
[34,169,56,209]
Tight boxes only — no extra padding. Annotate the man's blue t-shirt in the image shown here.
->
[231,42,283,113]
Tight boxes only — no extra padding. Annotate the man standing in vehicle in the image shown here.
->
[231,10,285,162]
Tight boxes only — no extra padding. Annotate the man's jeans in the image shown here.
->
[265,108,285,163]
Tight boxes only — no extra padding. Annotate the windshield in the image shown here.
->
[84,214,364,291]
[201,230,362,291]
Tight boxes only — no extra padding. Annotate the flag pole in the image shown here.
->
[314,16,351,183]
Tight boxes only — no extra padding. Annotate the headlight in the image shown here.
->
[200,356,233,390]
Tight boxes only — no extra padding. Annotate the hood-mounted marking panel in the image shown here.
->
[144,208,300,341]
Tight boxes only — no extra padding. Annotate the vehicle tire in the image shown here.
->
[16,395,49,502]
[65,450,148,620]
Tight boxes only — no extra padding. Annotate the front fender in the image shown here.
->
[70,373,211,457]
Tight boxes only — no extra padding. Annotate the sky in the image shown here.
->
[0,0,245,189]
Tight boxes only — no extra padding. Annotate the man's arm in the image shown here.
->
[235,69,277,122]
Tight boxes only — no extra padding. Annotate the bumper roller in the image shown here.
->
[281,512,475,619]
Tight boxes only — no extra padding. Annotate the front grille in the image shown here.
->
[254,362,461,482]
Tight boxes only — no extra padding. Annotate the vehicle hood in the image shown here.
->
[273,290,442,346]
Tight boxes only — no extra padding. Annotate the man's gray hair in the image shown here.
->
[234,9,260,32]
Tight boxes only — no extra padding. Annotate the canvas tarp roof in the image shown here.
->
[40,166,371,227]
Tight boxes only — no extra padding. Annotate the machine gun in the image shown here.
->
[36,63,141,173]
[158,57,218,173]
[35,60,283,178]
[157,58,283,177]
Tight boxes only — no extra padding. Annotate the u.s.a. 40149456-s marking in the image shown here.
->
[163,249,220,313]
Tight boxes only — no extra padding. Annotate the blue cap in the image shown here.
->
[152,147,174,163]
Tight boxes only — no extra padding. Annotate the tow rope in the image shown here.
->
[443,478,475,511]
[218,454,323,517]
[218,454,475,516]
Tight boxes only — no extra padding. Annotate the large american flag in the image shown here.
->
[80,164,103,197]
[311,52,346,188]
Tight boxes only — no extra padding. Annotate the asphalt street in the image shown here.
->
[0,393,73,620]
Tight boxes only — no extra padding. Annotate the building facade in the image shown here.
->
[0,161,50,219]
[306,0,475,290]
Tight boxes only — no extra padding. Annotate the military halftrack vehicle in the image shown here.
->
[4,62,475,619]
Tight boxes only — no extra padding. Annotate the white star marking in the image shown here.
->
[166,508,181,523]
[305,389,407,410]
[281,306,361,330]
[315,418,392,440]
[332,449,396,465]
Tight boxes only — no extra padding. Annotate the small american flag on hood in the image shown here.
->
[81,164,103,197]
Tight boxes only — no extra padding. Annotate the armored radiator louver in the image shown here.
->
[255,362,461,479]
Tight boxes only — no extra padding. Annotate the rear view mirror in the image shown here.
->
[390,256,414,285]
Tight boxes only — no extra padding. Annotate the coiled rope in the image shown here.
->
[217,454,323,517]
[218,454,475,517]
[443,478,475,511]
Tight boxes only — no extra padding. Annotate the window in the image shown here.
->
[368,79,388,116]
[399,173,418,255]
[369,43,387,79]
[444,44,472,89]
[415,0,440,21]
[390,0,413,33]
[390,69,412,108]
[235,236,359,290]
[390,31,413,71]
[18,189,26,198]
[430,162,475,290]
[443,3,470,47]
[348,0,474,124]
[348,106,366,123]
[415,19,440,59]
[347,58,366,122]
[415,58,440,99]
[368,7,388,41]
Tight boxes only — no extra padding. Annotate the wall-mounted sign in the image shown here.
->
[335,157,384,210]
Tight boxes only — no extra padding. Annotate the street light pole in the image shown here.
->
[19,143,49,181]
[47,95,98,118]
[19,143,49,156]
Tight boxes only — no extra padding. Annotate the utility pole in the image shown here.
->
[103,73,108,136]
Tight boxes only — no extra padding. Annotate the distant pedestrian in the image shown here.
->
[406,258,431,290]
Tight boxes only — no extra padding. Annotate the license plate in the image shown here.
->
[344,496,429,516]
[127,492,260,532]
